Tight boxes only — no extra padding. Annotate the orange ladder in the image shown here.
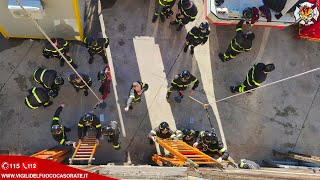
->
[152,138,224,169]
[69,136,97,165]
[31,146,70,163]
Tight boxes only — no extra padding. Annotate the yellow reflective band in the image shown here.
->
[252,66,261,86]
[167,89,172,92]
[64,41,68,46]
[78,123,84,127]
[159,0,166,6]
[25,97,38,109]
[230,54,236,58]
[151,130,156,135]
[60,139,65,144]
[95,46,102,50]
[236,28,242,32]
[141,83,145,88]
[170,134,176,139]
[192,78,198,83]
[233,39,243,50]
[231,43,242,53]
[32,88,42,104]
[239,84,245,93]
[84,37,87,43]
[33,69,40,83]
[44,48,51,52]
[171,81,178,85]
[113,144,120,148]
[96,124,102,128]
[182,8,196,19]
[224,54,229,58]
[246,73,252,86]
[239,162,244,168]
[129,95,135,98]
[245,47,252,51]
[40,69,47,87]
[218,147,226,154]
[105,38,109,45]
[53,117,59,121]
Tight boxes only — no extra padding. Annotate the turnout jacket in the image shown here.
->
[182,129,199,146]
[171,74,199,90]
[186,26,210,44]
[42,38,69,58]
[51,106,74,146]
[178,1,197,22]
[126,81,149,106]
[244,63,268,88]
[33,68,61,90]
[148,127,176,139]
[158,0,175,7]
[104,121,121,148]
[230,20,252,52]
[196,131,229,160]
[77,114,102,139]
[84,37,109,54]
[25,87,50,109]
[68,74,92,89]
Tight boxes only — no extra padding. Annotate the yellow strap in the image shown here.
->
[84,37,87,43]
[40,69,48,88]
[32,88,42,104]
[170,134,176,139]
[236,28,242,32]
[113,144,120,148]
[59,139,65,145]
[96,124,102,128]
[192,78,198,83]
[78,123,84,127]
[150,130,156,135]
[129,95,135,98]
[44,48,51,52]
[25,97,38,109]
[218,147,226,154]
[63,41,68,46]
[171,81,178,85]
[33,69,40,83]
[53,117,59,121]
[239,162,244,168]
[182,8,196,19]
[251,65,261,86]
[231,41,243,53]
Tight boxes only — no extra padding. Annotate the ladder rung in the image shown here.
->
[194,162,217,164]
[75,152,93,154]
[185,155,204,157]
[71,158,95,160]
[75,155,92,157]
[78,149,94,151]
[80,146,94,148]
[189,158,212,160]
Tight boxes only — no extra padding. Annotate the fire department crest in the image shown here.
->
[294,2,319,25]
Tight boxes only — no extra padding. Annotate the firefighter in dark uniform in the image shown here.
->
[230,63,275,93]
[84,36,109,64]
[102,121,121,150]
[152,0,176,23]
[24,87,56,109]
[68,73,92,96]
[170,0,198,31]
[148,122,176,144]
[98,65,112,100]
[218,20,255,62]
[42,38,78,68]
[33,68,64,92]
[193,130,229,162]
[51,104,76,148]
[184,22,210,54]
[180,129,199,146]
[238,159,260,169]
[166,70,199,100]
[78,113,102,145]
[124,81,149,111]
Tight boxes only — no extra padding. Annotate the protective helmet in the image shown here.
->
[264,63,275,72]
[99,70,106,80]
[180,70,191,79]
[84,113,93,122]
[243,7,253,19]
[50,38,57,43]
[54,76,64,85]
[182,129,191,137]
[246,32,255,41]
[215,0,224,7]
[51,125,63,135]
[204,132,218,143]
[90,37,98,46]
[159,122,170,131]
[102,126,114,136]
[183,1,192,9]
[199,22,209,30]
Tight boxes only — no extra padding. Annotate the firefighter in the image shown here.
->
[24,87,56,109]
[33,68,64,92]
[78,113,102,145]
[166,70,199,100]
[51,104,76,148]
[124,81,149,111]
[184,22,210,54]
[98,65,112,100]
[152,0,176,23]
[230,63,275,93]
[68,73,92,96]
[102,121,121,150]
[180,129,199,146]
[193,130,229,162]
[218,20,255,62]
[84,36,109,64]
[42,38,78,68]
[238,159,260,169]
[170,0,198,31]
[148,122,176,144]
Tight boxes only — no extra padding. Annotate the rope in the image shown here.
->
[188,96,213,128]
[15,0,102,109]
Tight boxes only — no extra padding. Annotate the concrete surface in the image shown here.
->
[0,0,320,167]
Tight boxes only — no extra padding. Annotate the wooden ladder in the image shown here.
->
[69,136,97,165]
[31,146,70,163]
[152,139,224,169]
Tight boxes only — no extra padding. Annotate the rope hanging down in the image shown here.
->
[15,0,103,110]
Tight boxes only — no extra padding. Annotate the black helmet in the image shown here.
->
[50,38,57,43]
[182,129,194,138]
[159,122,170,130]
[99,70,106,80]
[54,76,64,85]
[102,126,114,136]
[183,1,192,9]
[215,0,224,7]
[51,125,63,135]
[243,7,253,19]
[84,113,93,122]
[204,132,218,143]
[264,63,275,72]
[199,22,209,30]
[246,32,255,41]
[180,70,191,79]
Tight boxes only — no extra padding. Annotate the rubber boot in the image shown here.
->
[230,86,236,93]
[160,14,165,22]
[183,44,189,52]
[152,15,158,23]
[190,46,194,54]
[88,56,94,64]
[219,53,226,62]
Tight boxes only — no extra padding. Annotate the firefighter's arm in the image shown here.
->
[83,37,88,48]
[52,105,63,122]
[87,78,92,87]
[126,89,135,107]
[95,123,102,139]
[141,83,149,93]
[63,40,69,52]
[218,142,229,160]
[236,20,245,33]
[169,131,177,140]
[104,37,109,48]
[191,76,199,90]
[171,77,179,89]
[42,48,52,59]
[77,122,84,139]
[148,129,157,142]
[202,30,210,44]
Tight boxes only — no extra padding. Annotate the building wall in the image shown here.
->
[0,0,85,40]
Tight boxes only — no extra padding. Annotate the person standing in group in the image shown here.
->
[170,0,198,31]
[184,22,210,54]
[124,81,149,111]
[68,73,92,96]
[98,65,112,101]
[84,36,109,64]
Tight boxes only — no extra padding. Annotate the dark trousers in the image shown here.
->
[186,39,202,48]
[154,1,165,16]
[167,86,187,96]
[89,50,107,60]
[223,45,241,61]
[234,80,255,93]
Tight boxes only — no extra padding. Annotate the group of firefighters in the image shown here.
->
[22,0,277,169]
